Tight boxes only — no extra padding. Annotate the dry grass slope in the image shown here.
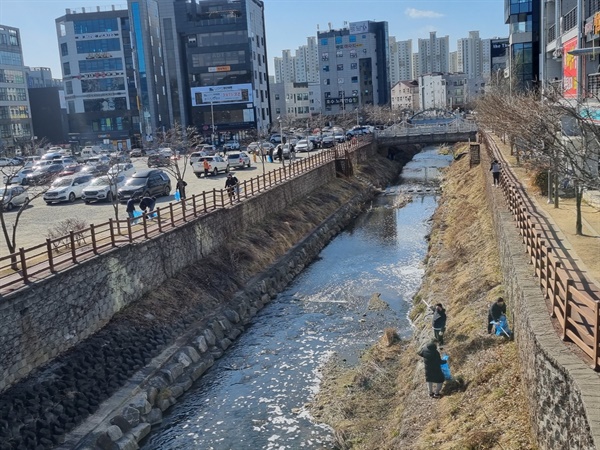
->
[310,145,537,450]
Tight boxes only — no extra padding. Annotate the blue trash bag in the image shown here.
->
[494,315,511,337]
[174,190,181,201]
[132,210,142,218]
[440,354,452,380]
[267,156,273,163]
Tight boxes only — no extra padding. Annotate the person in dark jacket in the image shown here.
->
[418,341,445,398]
[432,303,447,345]
[487,297,507,334]
[125,197,136,220]
[176,179,187,199]
[139,196,156,214]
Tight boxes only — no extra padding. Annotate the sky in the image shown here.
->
[0,0,508,78]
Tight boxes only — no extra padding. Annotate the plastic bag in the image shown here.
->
[267,156,273,163]
[494,315,511,337]
[440,354,452,380]
[174,190,181,201]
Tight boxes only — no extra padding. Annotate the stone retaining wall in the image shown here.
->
[0,144,375,395]
[480,142,600,450]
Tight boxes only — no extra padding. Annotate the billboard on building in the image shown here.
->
[490,40,509,58]
[191,84,253,106]
[349,21,369,35]
[563,37,578,99]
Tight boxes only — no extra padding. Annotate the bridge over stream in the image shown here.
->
[376,118,478,145]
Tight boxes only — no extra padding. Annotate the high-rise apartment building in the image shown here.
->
[449,51,458,74]
[275,37,320,85]
[164,0,270,138]
[0,25,33,151]
[416,31,449,76]
[457,31,483,79]
[389,37,413,85]
[275,49,294,83]
[317,21,390,115]
[55,6,140,148]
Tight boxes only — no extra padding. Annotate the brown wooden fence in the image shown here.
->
[0,138,371,295]
[483,133,600,370]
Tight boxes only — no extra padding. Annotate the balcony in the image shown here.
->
[587,73,600,97]
[548,24,556,43]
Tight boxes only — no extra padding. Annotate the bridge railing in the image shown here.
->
[376,120,478,138]
[482,132,600,370]
[0,137,372,295]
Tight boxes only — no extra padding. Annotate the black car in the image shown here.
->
[23,163,64,185]
[147,153,171,168]
[118,169,171,202]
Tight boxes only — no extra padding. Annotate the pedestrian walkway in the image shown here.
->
[488,134,600,286]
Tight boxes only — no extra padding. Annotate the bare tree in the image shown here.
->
[476,79,600,235]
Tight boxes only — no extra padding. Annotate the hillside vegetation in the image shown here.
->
[310,146,537,450]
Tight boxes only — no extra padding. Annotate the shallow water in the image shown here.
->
[142,148,451,449]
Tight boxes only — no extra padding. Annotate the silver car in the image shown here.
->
[0,185,29,211]
[82,174,127,203]
[226,151,251,169]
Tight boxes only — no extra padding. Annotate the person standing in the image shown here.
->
[432,303,447,345]
[490,159,501,187]
[139,195,156,214]
[224,173,239,204]
[126,197,136,220]
[176,179,187,199]
[276,144,283,162]
[203,158,210,177]
[487,297,507,334]
[418,341,445,398]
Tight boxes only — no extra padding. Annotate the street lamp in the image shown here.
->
[210,101,216,145]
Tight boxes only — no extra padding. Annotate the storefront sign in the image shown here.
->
[86,52,113,59]
[563,37,578,99]
[324,97,359,106]
[74,71,125,79]
[208,65,231,73]
[75,32,119,40]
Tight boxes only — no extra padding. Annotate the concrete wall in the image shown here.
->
[0,147,386,394]
[480,141,600,450]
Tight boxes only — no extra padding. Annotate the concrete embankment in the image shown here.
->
[0,146,419,450]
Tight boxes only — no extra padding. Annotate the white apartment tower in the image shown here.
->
[389,37,413,85]
[457,31,483,78]
[305,36,319,83]
[276,37,320,85]
[276,50,295,84]
[416,31,449,76]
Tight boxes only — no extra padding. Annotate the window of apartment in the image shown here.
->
[324,92,331,98]
[60,42,68,56]
[276,108,281,114]
[8,29,18,46]
[65,81,73,95]
[349,35,356,43]
[336,50,343,57]
[63,62,71,76]
[323,65,329,72]
[335,36,342,44]
[67,101,75,114]
[0,69,24,84]
[275,93,280,100]
[350,50,357,58]
[351,76,358,83]
[322,52,329,61]
[337,64,343,71]
[321,38,328,45]
[325,78,330,85]
[0,51,23,66]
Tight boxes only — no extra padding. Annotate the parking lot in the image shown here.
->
[0,151,318,254]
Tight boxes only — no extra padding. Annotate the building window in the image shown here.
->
[351,76,358,83]
[67,101,75,114]
[336,50,343,57]
[60,42,68,56]
[351,62,358,70]
[337,64,343,71]
[0,51,23,66]
[76,38,121,54]
[350,50,357,58]
[81,77,125,92]
[335,36,342,44]
[78,58,123,73]
[324,92,331,98]
[323,65,329,72]
[322,52,329,61]
[321,38,328,45]
[65,81,73,95]
[63,62,71,76]
[325,79,330,85]
[73,18,119,34]
[275,93,280,100]
[349,35,356,43]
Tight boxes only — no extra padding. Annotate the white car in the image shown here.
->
[43,174,93,204]
[107,163,135,178]
[295,139,314,152]
[223,140,240,151]
[82,174,127,203]
[191,155,229,177]
[0,157,21,167]
[189,151,208,166]
[226,151,251,169]
[86,155,111,166]
[0,185,29,211]
[3,167,34,185]
[158,147,173,157]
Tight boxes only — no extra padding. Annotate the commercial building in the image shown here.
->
[55,6,140,149]
[419,73,485,110]
[0,25,33,152]
[504,0,539,90]
[162,0,271,141]
[390,80,418,111]
[28,87,69,145]
[317,21,390,116]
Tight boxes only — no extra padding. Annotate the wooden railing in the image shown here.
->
[0,138,371,295]
[483,133,600,370]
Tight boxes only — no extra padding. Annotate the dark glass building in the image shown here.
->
[505,0,540,90]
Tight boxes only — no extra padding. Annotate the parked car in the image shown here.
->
[223,140,240,151]
[158,147,173,157]
[82,174,127,203]
[80,164,109,177]
[295,139,314,152]
[307,135,322,148]
[107,163,135,178]
[3,167,33,185]
[58,157,77,166]
[43,174,93,204]
[24,163,64,185]
[270,134,282,143]
[147,153,171,168]
[275,144,291,160]
[226,151,251,169]
[86,155,111,166]
[118,169,171,202]
[201,144,218,155]
[80,146,102,161]
[189,151,209,166]
[0,185,29,211]
[23,156,41,168]
[333,131,346,143]
[130,148,145,157]
[320,135,336,148]
[191,155,229,177]
[0,157,22,167]
[58,164,84,177]
[40,152,64,162]
[110,152,131,164]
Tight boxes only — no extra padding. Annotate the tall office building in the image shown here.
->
[457,31,483,79]
[317,21,390,115]
[505,0,539,90]
[128,0,169,143]
[162,0,271,138]
[0,25,33,151]
[55,6,140,148]
[389,37,413,85]
[416,31,449,76]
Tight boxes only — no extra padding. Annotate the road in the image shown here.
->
[0,151,315,255]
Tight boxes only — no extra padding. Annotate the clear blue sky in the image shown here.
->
[0,0,507,78]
